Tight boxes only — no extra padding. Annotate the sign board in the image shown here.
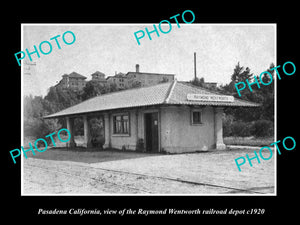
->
[187,94,234,102]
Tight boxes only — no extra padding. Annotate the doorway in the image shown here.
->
[144,112,159,152]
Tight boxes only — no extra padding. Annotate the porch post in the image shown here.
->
[108,113,112,148]
[83,115,92,148]
[66,116,76,148]
[103,113,110,149]
[214,107,226,150]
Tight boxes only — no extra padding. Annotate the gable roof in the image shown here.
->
[68,72,87,79]
[91,71,105,76]
[44,80,260,118]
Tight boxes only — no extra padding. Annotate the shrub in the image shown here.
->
[231,121,251,137]
[89,118,105,148]
[136,138,145,152]
[24,118,61,146]
[223,115,233,137]
[250,119,274,137]
[91,136,105,149]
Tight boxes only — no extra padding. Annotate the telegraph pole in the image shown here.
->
[194,52,197,79]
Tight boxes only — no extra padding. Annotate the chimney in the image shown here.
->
[136,64,140,73]
[194,52,197,79]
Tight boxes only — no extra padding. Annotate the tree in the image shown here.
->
[108,83,119,92]
[44,86,81,112]
[222,62,254,101]
[24,95,44,119]
[80,81,122,101]
[190,77,205,87]
[222,62,274,123]
[23,95,61,142]
[81,80,103,101]
[257,63,275,121]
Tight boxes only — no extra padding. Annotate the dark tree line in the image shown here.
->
[190,62,275,137]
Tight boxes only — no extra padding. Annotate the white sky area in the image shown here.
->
[22,24,275,97]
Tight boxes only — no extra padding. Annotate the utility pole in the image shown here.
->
[194,52,197,80]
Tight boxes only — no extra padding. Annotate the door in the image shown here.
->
[144,112,159,152]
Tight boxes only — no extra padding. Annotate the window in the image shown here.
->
[191,110,202,125]
[113,114,130,134]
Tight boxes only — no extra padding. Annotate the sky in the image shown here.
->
[22,24,275,97]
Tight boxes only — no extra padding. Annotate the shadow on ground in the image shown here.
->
[24,146,258,164]
[25,147,161,164]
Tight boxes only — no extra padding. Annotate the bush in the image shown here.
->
[136,138,145,152]
[91,136,105,149]
[223,115,233,137]
[89,118,105,148]
[250,119,274,137]
[231,121,252,137]
[223,116,274,138]
[24,118,61,146]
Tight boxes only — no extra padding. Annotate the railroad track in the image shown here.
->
[24,164,152,194]
[24,163,271,194]
[88,166,269,194]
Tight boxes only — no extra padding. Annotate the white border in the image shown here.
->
[21,23,24,195]
[20,23,277,197]
[274,24,277,196]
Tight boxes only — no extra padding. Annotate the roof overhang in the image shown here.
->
[44,81,260,119]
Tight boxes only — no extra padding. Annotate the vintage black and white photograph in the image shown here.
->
[21,24,276,195]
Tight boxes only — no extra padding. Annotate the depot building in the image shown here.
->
[44,80,259,153]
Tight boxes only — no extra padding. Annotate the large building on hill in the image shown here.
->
[54,64,176,92]
[91,71,107,86]
[126,64,175,88]
[91,71,105,81]
[56,72,87,91]
[105,64,175,89]
[106,72,127,89]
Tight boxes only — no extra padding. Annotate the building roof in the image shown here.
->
[68,72,87,79]
[91,71,105,76]
[126,72,175,77]
[44,80,260,118]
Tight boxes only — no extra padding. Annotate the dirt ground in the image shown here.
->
[22,148,275,195]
